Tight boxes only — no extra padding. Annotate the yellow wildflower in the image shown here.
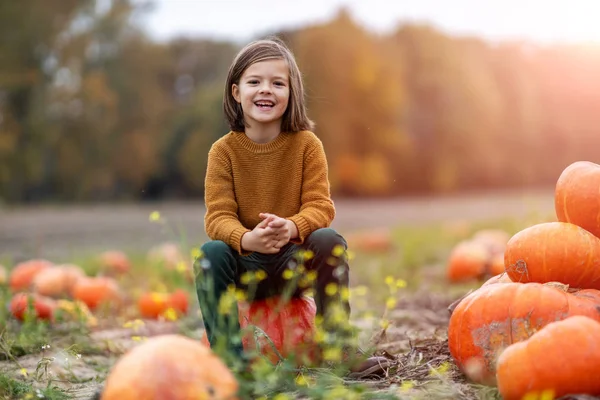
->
[325,283,338,296]
[282,269,294,280]
[255,270,267,281]
[190,248,202,260]
[149,211,161,222]
[163,307,178,321]
[331,244,345,257]
[322,347,342,362]
[386,297,397,310]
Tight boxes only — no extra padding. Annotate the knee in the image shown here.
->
[200,240,232,259]
[197,240,235,275]
[307,228,347,254]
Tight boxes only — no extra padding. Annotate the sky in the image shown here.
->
[140,0,600,45]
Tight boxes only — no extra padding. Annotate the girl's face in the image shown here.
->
[232,59,290,132]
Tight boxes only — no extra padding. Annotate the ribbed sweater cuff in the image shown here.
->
[289,216,311,244]
[230,227,251,255]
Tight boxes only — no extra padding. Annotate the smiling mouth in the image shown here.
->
[254,101,274,109]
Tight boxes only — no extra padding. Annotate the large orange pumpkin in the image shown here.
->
[102,334,238,400]
[202,296,317,365]
[9,259,53,292]
[10,292,56,321]
[504,222,600,288]
[555,161,600,238]
[448,281,600,385]
[71,276,121,310]
[497,315,600,400]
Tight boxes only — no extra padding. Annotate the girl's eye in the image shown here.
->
[274,81,285,87]
[248,80,259,84]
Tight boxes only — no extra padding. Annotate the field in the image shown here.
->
[1,188,576,400]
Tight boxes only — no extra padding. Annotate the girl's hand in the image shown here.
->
[259,213,297,249]
[241,214,281,254]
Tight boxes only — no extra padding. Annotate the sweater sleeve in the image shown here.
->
[288,137,336,243]
[203,147,250,254]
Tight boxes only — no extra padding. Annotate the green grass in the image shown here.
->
[0,211,554,399]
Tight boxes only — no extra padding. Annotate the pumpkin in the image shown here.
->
[0,265,6,285]
[481,272,512,287]
[345,228,393,253]
[448,281,600,385]
[487,252,505,276]
[33,264,86,298]
[10,292,56,321]
[147,242,184,269]
[472,229,510,255]
[168,289,189,315]
[504,221,600,288]
[9,259,53,292]
[555,161,600,238]
[102,334,238,400]
[71,276,121,310]
[137,289,188,319]
[202,296,317,365]
[446,240,489,282]
[98,250,131,274]
[497,315,600,400]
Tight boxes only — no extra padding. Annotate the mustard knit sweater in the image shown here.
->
[204,130,336,255]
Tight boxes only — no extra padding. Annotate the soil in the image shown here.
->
[1,188,566,399]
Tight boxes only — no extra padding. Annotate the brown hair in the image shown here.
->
[223,36,314,132]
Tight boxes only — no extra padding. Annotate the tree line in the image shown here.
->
[2,1,599,204]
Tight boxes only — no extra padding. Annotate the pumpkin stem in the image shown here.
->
[506,259,529,281]
[447,289,474,316]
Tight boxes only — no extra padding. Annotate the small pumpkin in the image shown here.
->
[33,264,86,298]
[555,160,600,238]
[504,221,600,288]
[472,229,510,255]
[487,252,505,276]
[147,242,184,269]
[446,240,489,282]
[448,281,600,385]
[497,315,600,400]
[98,250,131,274]
[137,289,188,319]
[202,296,317,365]
[10,292,56,321]
[71,276,121,310]
[345,228,393,253]
[9,259,53,292]
[101,334,238,400]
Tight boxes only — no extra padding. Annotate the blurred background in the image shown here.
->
[3,0,600,205]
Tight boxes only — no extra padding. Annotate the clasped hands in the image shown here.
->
[241,213,298,254]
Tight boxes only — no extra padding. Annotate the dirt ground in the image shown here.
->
[1,188,555,262]
[0,188,561,399]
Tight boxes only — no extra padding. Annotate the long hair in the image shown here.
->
[223,37,314,132]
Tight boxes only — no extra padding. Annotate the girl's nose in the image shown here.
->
[258,84,271,94]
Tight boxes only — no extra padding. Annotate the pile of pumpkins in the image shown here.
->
[447,161,600,400]
[2,244,191,324]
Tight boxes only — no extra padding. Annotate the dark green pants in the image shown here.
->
[195,228,350,357]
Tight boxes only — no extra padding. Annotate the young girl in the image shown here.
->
[196,37,388,375]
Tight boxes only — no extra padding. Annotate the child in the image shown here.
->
[196,37,388,375]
